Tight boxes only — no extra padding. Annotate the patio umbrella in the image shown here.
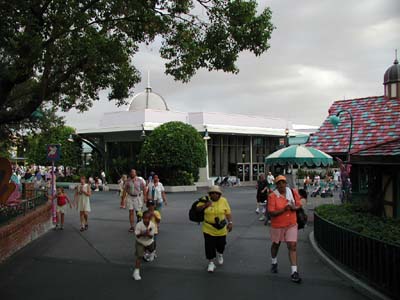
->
[265,145,333,167]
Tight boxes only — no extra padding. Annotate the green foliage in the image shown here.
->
[56,175,81,183]
[316,204,400,246]
[0,0,274,125]
[138,121,206,185]
[25,125,82,167]
[0,105,64,157]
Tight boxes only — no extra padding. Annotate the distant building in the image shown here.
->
[78,79,315,185]
[307,54,400,217]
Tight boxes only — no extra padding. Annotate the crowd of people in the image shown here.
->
[22,163,310,283]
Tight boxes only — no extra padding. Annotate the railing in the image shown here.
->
[314,212,400,299]
[0,191,48,226]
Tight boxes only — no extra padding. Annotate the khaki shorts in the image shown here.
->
[127,194,143,211]
[56,205,67,214]
[135,241,155,258]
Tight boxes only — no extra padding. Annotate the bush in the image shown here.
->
[316,204,400,246]
[57,175,81,182]
[138,121,206,186]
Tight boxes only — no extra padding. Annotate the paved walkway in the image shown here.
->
[0,187,367,300]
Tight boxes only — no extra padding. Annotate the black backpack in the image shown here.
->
[296,207,308,229]
[289,189,308,230]
[189,196,209,223]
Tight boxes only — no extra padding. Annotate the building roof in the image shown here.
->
[78,109,299,136]
[307,96,400,154]
[352,138,400,156]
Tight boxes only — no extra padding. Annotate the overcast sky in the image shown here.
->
[62,0,400,130]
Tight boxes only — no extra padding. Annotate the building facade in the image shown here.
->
[78,82,315,185]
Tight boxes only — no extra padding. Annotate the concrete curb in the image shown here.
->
[309,231,391,300]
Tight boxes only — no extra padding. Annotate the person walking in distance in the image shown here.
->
[118,174,128,209]
[75,176,92,232]
[147,174,167,211]
[124,169,147,232]
[256,173,269,221]
[197,186,233,273]
[268,175,302,283]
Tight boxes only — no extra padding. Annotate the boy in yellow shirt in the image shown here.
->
[144,200,161,262]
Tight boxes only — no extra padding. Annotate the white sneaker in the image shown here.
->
[132,268,141,280]
[255,208,260,214]
[216,253,224,265]
[207,261,216,273]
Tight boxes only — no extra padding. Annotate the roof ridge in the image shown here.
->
[334,95,384,103]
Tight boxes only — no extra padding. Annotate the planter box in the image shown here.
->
[164,185,197,193]
[0,202,52,263]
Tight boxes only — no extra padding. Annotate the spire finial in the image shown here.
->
[395,49,398,64]
[147,70,151,90]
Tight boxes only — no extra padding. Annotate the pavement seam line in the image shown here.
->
[309,231,391,300]
[72,226,112,264]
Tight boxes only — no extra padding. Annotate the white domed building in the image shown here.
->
[78,79,315,186]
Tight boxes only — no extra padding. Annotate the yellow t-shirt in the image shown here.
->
[150,210,161,234]
[197,196,231,236]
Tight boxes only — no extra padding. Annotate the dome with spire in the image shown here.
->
[384,51,400,85]
[383,50,400,99]
[128,73,169,111]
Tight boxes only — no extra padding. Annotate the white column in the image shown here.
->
[250,136,253,181]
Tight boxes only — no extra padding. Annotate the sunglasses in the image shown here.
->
[209,192,221,195]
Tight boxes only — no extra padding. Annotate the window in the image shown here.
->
[391,83,397,98]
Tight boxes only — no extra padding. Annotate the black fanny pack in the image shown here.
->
[207,218,227,230]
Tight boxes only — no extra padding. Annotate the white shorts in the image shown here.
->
[56,205,67,214]
[127,194,143,212]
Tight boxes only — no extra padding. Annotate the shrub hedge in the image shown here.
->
[315,204,400,246]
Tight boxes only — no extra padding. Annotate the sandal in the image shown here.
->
[80,227,85,232]
[85,224,88,230]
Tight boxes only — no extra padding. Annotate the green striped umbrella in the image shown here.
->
[265,145,333,166]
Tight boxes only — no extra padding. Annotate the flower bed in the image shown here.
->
[0,192,48,226]
[315,204,400,246]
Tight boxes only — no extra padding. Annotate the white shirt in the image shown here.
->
[267,175,275,184]
[135,221,156,246]
[148,182,165,201]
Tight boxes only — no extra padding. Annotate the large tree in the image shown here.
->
[0,0,274,125]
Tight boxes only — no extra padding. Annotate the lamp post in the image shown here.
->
[203,127,211,182]
[141,124,146,139]
[285,128,289,147]
[328,109,354,163]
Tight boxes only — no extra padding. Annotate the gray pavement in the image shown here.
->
[0,187,367,300]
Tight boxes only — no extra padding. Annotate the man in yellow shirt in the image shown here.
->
[197,186,233,273]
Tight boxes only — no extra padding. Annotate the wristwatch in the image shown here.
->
[228,221,233,225]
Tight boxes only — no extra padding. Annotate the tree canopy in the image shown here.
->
[25,125,82,167]
[0,0,274,125]
[138,121,206,185]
